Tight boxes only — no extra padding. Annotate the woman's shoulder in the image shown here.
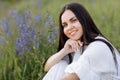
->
[88,35,109,49]
[88,41,109,50]
[83,36,112,58]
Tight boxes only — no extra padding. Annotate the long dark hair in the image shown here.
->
[58,2,104,63]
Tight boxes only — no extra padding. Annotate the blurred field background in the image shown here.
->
[0,0,120,80]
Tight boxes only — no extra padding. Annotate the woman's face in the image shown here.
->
[61,10,83,40]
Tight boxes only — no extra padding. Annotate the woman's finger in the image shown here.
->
[77,40,83,47]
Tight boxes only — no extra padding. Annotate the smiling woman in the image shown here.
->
[42,2,120,80]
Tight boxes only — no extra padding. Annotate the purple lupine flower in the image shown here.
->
[51,27,58,39]
[45,14,53,27]
[48,16,53,26]
[45,14,57,44]
[15,38,24,55]
[9,9,18,17]
[15,23,38,55]
[29,28,39,49]
[16,37,28,55]
[48,35,52,44]
[20,24,28,35]
[15,24,29,55]
[1,17,11,37]
[24,8,31,26]
[33,16,41,22]
[0,39,5,45]
[45,20,49,27]
[47,27,58,44]
[16,13,23,27]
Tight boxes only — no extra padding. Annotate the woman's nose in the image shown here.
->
[67,23,74,29]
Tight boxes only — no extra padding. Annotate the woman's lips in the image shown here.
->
[70,31,77,36]
[68,29,77,36]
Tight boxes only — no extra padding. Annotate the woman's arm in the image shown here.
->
[60,73,79,80]
[44,48,67,72]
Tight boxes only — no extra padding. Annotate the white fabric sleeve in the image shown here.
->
[65,41,116,80]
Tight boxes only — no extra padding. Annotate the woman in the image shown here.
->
[43,2,119,80]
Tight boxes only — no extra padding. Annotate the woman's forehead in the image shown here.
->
[61,10,76,22]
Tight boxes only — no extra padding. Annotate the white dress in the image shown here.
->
[42,36,120,80]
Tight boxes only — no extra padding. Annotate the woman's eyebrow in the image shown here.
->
[69,16,76,21]
[62,16,76,24]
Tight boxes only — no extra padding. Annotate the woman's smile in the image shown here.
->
[68,29,77,36]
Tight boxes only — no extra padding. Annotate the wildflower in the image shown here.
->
[15,23,38,55]
[9,9,18,17]
[45,14,53,27]
[33,16,41,22]
[1,17,11,37]
[16,13,23,27]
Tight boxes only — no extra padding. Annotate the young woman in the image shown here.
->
[43,2,120,80]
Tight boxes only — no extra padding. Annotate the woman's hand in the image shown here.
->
[63,39,83,55]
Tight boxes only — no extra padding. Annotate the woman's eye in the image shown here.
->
[62,24,67,28]
[72,19,77,23]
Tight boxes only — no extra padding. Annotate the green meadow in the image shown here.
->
[0,0,120,79]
